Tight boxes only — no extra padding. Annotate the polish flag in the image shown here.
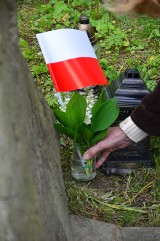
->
[36,29,108,92]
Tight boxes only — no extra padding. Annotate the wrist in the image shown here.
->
[119,116,148,143]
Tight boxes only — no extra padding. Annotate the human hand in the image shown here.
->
[83,126,133,168]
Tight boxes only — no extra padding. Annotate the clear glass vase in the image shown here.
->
[71,145,96,181]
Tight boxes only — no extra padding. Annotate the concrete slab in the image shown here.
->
[70,215,160,241]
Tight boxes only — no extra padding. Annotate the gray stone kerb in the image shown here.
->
[70,215,160,241]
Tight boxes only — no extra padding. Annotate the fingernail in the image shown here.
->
[83,153,89,160]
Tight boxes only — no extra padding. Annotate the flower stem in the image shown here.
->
[76,144,94,176]
[83,158,93,175]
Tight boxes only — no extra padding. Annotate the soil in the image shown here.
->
[76,169,127,192]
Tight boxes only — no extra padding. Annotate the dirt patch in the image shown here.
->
[76,170,128,192]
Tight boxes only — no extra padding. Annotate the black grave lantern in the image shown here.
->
[101,68,154,176]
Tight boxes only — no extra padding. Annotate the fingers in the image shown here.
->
[83,126,133,161]
[96,151,110,168]
[83,140,107,160]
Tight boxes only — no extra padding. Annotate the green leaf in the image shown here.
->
[54,123,82,143]
[122,40,130,47]
[91,98,119,133]
[78,124,92,146]
[91,128,108,145]
[19,38,28,48]
[91,89,106,119]
[53,109,69,127]
[66,92,87,129]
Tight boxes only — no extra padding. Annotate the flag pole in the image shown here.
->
[56,92,65,107]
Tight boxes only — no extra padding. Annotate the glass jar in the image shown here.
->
[71,145,96,181]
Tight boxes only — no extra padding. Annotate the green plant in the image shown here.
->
[54,89,119,177]
[54,90,119,148]
[31,63,48,77]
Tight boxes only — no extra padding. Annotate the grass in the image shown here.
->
[61,142,160,226]
[18,0,160,226]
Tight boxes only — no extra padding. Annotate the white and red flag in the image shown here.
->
[36,29,108,92]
